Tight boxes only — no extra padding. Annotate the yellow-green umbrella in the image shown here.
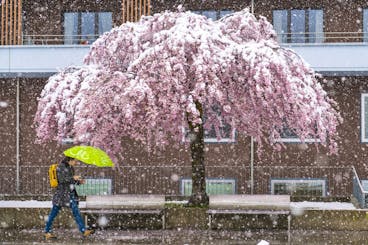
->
[63,146,114,167]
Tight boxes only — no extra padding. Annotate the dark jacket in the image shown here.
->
[52,160,80,207]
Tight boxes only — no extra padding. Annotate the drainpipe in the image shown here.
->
[250,0,255,195]
[16,79,20,194]
[250,136,254,194]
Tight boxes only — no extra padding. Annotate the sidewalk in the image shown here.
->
[0,199,361,232]
[0,228,290,244]
[0,199,357,210]
[2,228,368,244]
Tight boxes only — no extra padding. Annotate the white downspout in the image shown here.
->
[250,0,255,195]
[16,79,20,194]
[250,136,254,194]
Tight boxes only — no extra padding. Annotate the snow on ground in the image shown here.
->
[0,200,356,210]
[0,200,86,208]
[290,201,356,210]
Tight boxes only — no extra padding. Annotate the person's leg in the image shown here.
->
[45,205,61,233]
[70,195,86,233]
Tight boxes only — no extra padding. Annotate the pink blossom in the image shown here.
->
[34,9,341,165]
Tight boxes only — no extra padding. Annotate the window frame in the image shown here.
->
[190,9,235,21]
[75,177,113,196]
[203,127,237,143]
[182,126,237,143]
[271,178,327,197]
[61,137,74,145]
[275,125,321,143]
[361,93,368,142]
[180,178,236,196]
[361,179,368,191]
[364,9,368,42]
[63,11,112,44]
[272,8,324,43]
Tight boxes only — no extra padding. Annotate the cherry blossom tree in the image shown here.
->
[34,8,341,206]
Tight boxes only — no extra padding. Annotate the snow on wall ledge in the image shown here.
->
[0,200,356,210]
[1,43,368,77]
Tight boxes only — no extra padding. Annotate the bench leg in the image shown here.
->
[287,214,291,244]
[84,214,88,228]
[162,213,165,229]
[208,214,212,230]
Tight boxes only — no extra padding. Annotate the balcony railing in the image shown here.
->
[0,165,353,198]
[22,34,100,45]
[6,32,368,46]
[276,31,368,43]
[2,32,368,76]
[352,166,368,208]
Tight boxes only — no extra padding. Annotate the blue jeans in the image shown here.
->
[45,194,86,233]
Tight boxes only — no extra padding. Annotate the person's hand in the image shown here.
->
[73,175,85,184]
[73,175,82,181]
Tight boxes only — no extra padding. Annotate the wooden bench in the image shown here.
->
[81,194,166,229]
[207,195,291,231]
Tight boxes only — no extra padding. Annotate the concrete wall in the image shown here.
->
[2,207,368,231]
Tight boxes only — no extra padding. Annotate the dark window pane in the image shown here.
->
[364,9,368,42]
[273,180,325,196]
[273,10,288,43]
[219,10,234,18]
[98,12,113,35]
[64,12,79,44]
[308,10,324,43]
[203,105,234,141]
[202,10,217,20]
[364,95,368,140]
[291,10,305,43]
[81,12,95,43]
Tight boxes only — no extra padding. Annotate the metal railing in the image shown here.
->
[22,34,100,45]
[0,165,354,199]
[253,165,353,197]
[276,31,368,43]
[0,32,367,46]
[352,166,368,208]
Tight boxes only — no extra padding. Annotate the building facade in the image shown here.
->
[1,0,367,199]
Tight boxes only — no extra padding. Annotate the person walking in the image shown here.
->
[44,156,94,239]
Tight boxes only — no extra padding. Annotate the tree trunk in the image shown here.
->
[187,101,209,206]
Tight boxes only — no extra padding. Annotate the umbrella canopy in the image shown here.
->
[63,146,114,167]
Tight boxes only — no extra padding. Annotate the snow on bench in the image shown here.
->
[209,194,290,210]
[81,194,166,228]
[84,194,165,209]
[207,195,291,230]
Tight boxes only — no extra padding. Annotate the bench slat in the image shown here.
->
[81,209,163,214]
[207,209,290,215]
[85,194,165,209]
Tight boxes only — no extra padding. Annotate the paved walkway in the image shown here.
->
[2,228,368,244]
[0,198,356,210]
[0,228,289,244]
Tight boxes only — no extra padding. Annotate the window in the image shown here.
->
[361,94,368,142]
[271,178,326,196]
[364,10,368,42]
[361,180,368,191]
[191,9,234,20]
[276,125,320,143]
[203,123,236,143]
[75,178,112,196]
[181,178,236,196]
[61,137,74,145]
[182,105,236,143]
[273,9,324,43]
[182,126,236,143]
[64,12,112,44]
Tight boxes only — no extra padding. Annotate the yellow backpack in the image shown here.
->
[48,163,58,188]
